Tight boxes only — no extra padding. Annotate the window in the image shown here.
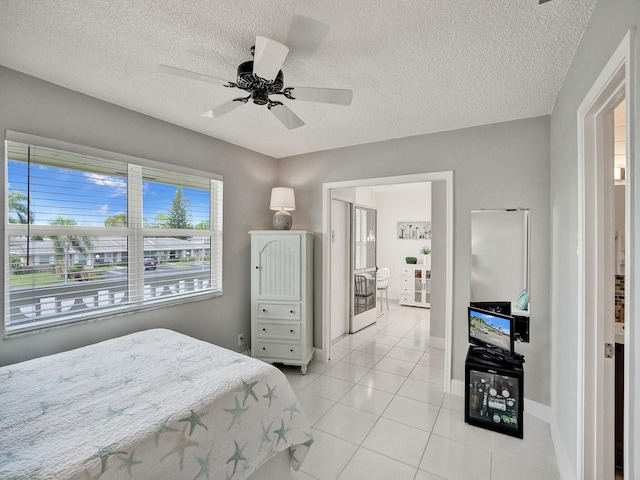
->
[4,132,223,334]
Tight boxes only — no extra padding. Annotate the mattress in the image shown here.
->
[0,328,313,479]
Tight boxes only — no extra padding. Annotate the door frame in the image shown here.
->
[577,29,635,480]
[321,171,454,392]
[330,196,352,342]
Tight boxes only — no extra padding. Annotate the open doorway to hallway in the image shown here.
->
[322,172,453,392]
[613,97,626,480]
[330,183,434,345]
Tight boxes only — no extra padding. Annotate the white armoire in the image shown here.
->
[250,230,314,374]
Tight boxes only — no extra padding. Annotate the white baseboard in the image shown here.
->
[450,379,465,397]
[313,348,325,362]
[524,398,551,423]
[431,336,445,350]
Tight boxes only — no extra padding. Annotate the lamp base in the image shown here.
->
[273,210,292,230]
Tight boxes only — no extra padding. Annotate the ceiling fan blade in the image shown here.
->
[253,36,289,81]
[270,104,305,130]
[157,64,230,86]
[201,100,245,119]
[285,15,330,56]
[286,87,353,106]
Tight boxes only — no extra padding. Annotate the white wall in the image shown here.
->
[374,185,432,301]
[0,66,278,365]
[549,0,640,476]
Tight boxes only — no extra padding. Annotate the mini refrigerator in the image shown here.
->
[465,346,524,438]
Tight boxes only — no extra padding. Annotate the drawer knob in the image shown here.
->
[262,347,266,351]
[290,310,294,314]
[262,309,266,312]
[290,349,294,352]
[290,329,294,333]
[255,266,259,269]
[262,328,266,331]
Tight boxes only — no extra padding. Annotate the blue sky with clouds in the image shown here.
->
[8,161,210,227]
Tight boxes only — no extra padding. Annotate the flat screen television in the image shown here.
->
[468,306,515,356]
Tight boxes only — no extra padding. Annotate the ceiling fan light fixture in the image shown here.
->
[252,89,269,105]
[158,35,352,128]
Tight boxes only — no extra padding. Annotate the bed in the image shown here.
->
[0,328,313,479]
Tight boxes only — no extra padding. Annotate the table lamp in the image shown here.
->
[270,187,295,230]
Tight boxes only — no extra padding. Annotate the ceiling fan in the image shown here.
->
[157,36,353,130]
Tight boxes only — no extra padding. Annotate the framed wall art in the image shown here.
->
[397,221,431,240]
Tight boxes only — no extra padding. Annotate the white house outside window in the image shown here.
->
[4,132,223,334]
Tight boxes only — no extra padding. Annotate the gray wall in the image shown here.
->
[549,0,640,476]
[0,66,278,365]
[278,116,551,404]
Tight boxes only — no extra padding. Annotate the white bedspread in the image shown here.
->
[0,328,313,479]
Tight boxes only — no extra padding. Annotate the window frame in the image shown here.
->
[4,131,223,336]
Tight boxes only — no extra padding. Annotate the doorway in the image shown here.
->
[322,171,454,392]
[577,31,633,480]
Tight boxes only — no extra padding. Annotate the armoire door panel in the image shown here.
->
[257,236,301,300]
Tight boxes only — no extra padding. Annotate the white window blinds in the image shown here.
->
[4,132,223,334]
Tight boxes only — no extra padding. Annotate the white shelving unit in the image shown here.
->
[250,230,314,374]
[398,264,431,308]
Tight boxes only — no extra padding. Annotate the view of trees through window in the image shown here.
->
[5,138,222,332]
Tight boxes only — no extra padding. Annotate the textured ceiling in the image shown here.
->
[0,0,596,159]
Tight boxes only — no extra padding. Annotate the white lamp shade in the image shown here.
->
[270,187,296,211]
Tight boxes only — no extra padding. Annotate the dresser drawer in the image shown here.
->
[256,303,301,320]
[400,266,415,276]
[256,341,300,360]
[256,321,301,339]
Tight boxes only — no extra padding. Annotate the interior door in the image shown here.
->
[351,205,377,333]
[331,198,350,341]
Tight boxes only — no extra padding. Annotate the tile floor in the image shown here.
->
[277,303,560,480]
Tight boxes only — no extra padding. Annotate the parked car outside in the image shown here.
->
[144,257,157,270]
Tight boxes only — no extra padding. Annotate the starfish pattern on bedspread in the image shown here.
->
[87,446,128,474]
[118,451,142,476]
[193,448,213,480]
[153,418,179,446]
[226,441,247,475]
[224,397,249,431]
[283,401,301,420]
[241,379,259,405]
[259,420,273,451]
[273,419,289,447]
[160,424,199,470]
[105,405,133,423]
[262,383,277,407]
[180,409,209,436]
[40,400,58,413]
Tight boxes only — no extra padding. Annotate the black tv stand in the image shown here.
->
[465,345,524,438]
[468,345,524,366]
